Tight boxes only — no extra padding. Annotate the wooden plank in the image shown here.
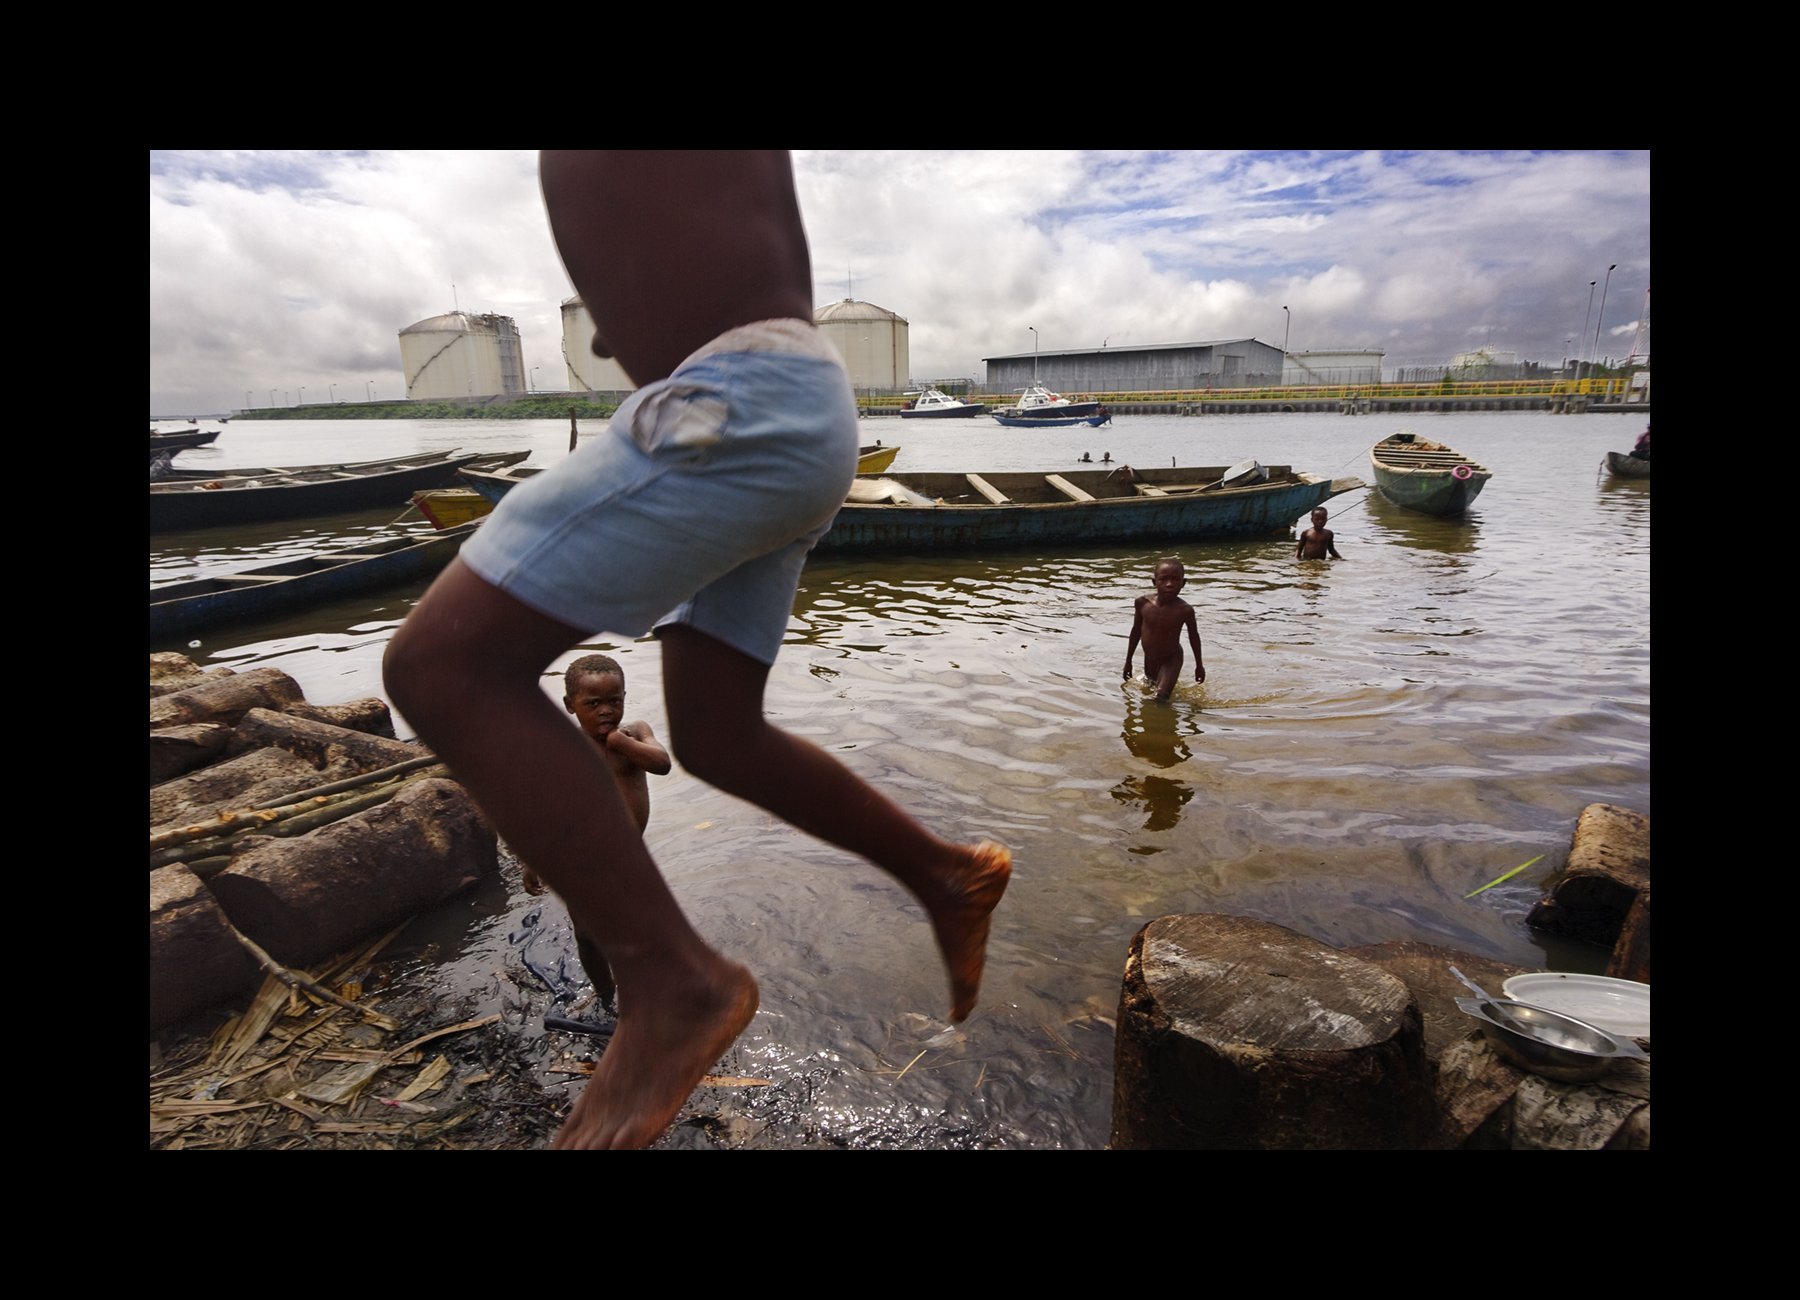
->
[964,473,1011,505]
[1134,483,1170,497]
[1045,474,1095,503]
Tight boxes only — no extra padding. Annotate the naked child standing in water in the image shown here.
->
[1123,558,1205,702]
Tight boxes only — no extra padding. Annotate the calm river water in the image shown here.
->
[150,410,1650,1149]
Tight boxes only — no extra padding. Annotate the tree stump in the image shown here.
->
[1111,914,1436,1149]
[1527,803,1648,947]
[149,864,262,1028]
[206,779,497,969]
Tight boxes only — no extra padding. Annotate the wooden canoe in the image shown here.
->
[1368,433,1491,516]
[150,429,219,455]
[150,522,481,640]
[813,464,1365,555]
[1604,451,1650,479]
[149,450,531,532]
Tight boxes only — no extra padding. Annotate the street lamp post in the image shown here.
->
[1590,264,1618,381]
[1029,326,1038,382]
[1282,305,1291,354]
[244,390,252,409]
[532,366,540,392]
[1576,280,1597,382]
[298,386,306,406]
[329,383,336,403]
[270,389,276,407]
[366,381,374,402]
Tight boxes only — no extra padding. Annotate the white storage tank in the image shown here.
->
[815,298,909,392]
[399,311,527,400]
[559,297,635,393]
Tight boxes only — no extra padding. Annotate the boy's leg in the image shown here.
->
[658,625,1010,1023]
[383,559,756,1149]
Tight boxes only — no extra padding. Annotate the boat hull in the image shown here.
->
[993,413,1109,428]
[899,404,988,419]
[150,451,528,531]
[150,522,481,639]
[856,444,900,473]
[150,430,219,455]
[1604,451,1650,479]
[1369,436,1491,516]
[812,466,1365,555]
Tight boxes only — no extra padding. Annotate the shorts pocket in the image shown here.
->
[616,379,729,457]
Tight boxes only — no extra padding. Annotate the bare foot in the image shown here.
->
[930,841,1012,1022]
[551,959,758,1150]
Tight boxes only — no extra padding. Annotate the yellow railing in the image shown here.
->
[863,377,1632,410]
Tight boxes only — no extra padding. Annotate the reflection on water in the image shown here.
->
[151,412,1648,1148]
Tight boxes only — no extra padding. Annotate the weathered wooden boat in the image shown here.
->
[857,443,901,474]
[899,388,988,419]
[1368,432,1492,516]
[150,522,481,639]
[407,487,494,530]
[149,449,531,532]
[811,464,1366,555]
[455,445,902,516]
[1604,451,1650,479]
[993,410,1111,429]
[151,429,219,455]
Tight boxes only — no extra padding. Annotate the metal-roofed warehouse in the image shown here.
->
[985,338,1286,394]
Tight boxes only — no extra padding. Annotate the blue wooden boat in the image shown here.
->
[150,449,530,532]
[811,464,1365,555]
[1369,432,1491,516]
[150,522,481,639]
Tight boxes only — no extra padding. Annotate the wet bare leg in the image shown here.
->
[1147,652,1182,702]
[384,560,756,1149]
[660,626,1012,1021]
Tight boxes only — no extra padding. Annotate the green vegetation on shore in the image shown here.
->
[234,396,620,421]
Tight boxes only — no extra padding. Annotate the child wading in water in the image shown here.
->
[1123,558,1205,702]
[1296,507,1345,561]
[521,654,669,1010]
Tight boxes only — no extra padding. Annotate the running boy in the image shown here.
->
[1296,507,1345,561]
[1123,558,1205,702]
[383,151,1009,1151]
[520,654,670,1010]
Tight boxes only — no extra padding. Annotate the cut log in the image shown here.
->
[151,746,348,832]
[281,697,397,738]
[150,666,304,729]
[149,863,264,1029]
[1111,914,1436,1149]
[225,707,419,769]
[150,652,236,698]
[1527,803,1649,946]
[206,778,497,969]
[149,722,233,785]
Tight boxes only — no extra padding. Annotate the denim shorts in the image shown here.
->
[460,340,858,665]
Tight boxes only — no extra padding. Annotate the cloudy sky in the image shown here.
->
[149,149,1650,417]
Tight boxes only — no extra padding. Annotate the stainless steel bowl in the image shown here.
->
[1454,997,1649,1083]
